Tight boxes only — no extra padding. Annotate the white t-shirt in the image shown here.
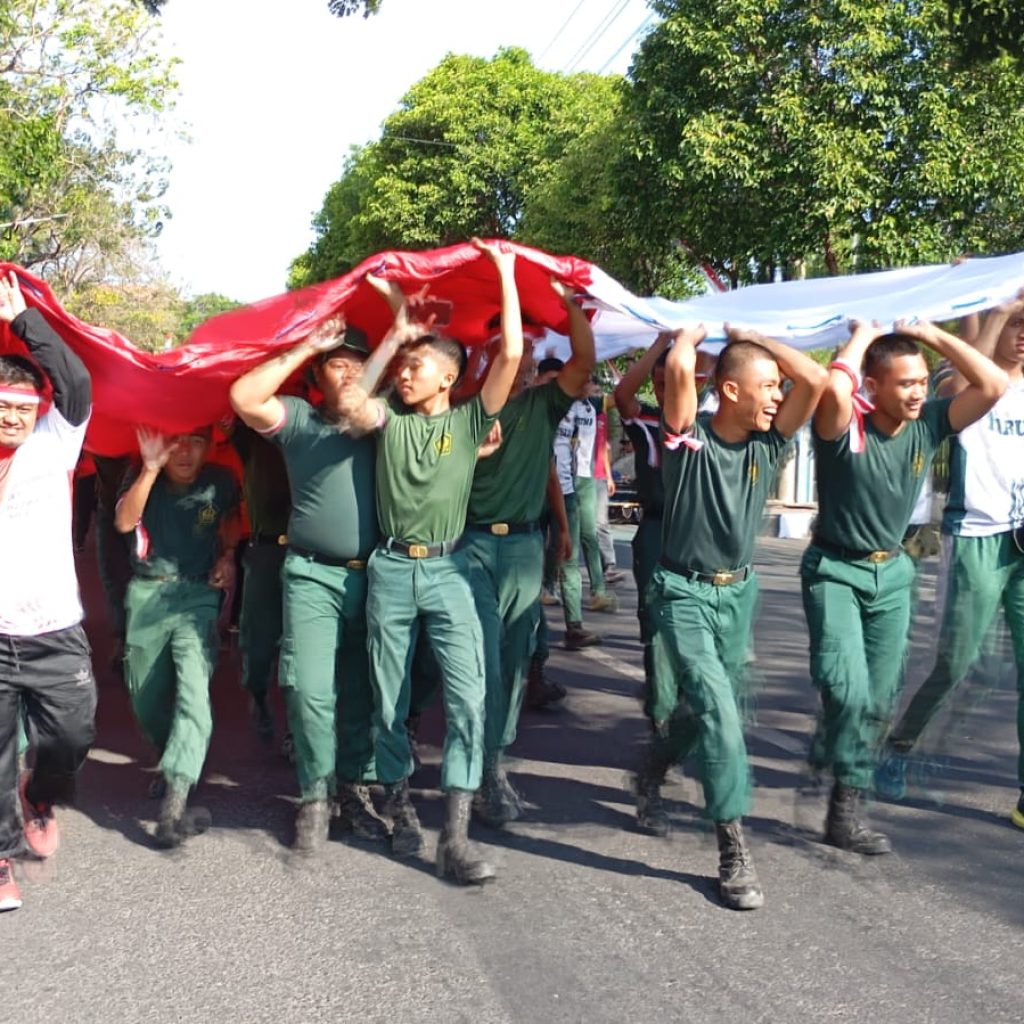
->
[553,409,575,496]
[570,397,602,480]
[943,379,1024,537]
[0,407,88,635]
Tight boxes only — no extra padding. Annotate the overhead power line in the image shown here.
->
[596,11,657,74]
[539,0,589,61]
[564,0,631,73]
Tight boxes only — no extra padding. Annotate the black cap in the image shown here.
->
[537,356,564,374]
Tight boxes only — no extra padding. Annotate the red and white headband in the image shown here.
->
[0,384,41,405]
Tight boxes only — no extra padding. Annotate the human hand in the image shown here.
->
[208,554,236,590]
[472,237,516,275]
[136,427,175,472]
[306,314,348,353]
[0,271,27,324]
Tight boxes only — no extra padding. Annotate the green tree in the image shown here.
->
[624,0,1024,285]
[291,48,627,287]
[177,292,243,339]
[0,0,179,294]
[66,278,184,352]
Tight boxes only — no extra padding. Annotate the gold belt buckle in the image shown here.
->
[712,570,735,586]
[277,534,288,545]
[490,523,510,536]
[408,544,429,559]
[346,559,366,570]
[868,550,889,563]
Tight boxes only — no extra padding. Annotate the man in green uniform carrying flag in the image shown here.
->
[230,317,386,854]
[466,278,595,827]
[642,324,827,910]
[116,426,240,847]
[802,318,1006,855]
[337,239,523,885]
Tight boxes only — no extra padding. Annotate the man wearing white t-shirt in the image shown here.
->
[0,272,94,912]
[882,293,1024,824]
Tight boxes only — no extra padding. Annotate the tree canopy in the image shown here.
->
[622,0,1024,285]
[1,0,180,298]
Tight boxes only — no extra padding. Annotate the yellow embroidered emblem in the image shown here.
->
[197,503,217,527]
[435,433,453,456]
[749,462,759,485]
[912,452,925,477]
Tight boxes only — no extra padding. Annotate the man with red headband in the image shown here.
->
[0,271,94,913]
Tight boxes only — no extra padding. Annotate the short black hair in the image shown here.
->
[0,355,43,391]
[864,334,923,379]
[714,340,775,387]
[537,356,564,374]
[409,334,468,383]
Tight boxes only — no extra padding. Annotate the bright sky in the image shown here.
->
[148,0,654,303]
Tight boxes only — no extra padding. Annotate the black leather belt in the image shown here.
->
[466,521,539,536]
[250,532,288,546]
[811,535,901,564]
[659,555,750,585]
[380,537,462,559]
[289,545,366,569]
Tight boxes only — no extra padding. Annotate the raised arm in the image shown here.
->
[229,316,348,431]
[0,271,91,425]
[662,326,706,433]
[614,333,671,420]
[813,320,888,441]
[473,239,523,416]
[114,428,174,533]
[725,325,828,439]
[895,319,1008,432]
[937,291,1024,398]
[551,279,596,399]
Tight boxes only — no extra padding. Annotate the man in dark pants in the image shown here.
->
[0,271,95,912]
[230,422,290,739]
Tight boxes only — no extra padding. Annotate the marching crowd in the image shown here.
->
[1,240,1022,914]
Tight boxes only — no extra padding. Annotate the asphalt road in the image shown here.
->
[6,532,1023,1024]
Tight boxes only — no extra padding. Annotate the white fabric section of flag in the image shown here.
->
[538,252,1024,361]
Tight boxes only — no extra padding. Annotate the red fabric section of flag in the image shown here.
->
[0,242,594,456]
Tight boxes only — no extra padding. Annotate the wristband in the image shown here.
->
[829,360,861,392]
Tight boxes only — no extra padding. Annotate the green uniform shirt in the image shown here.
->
[127,464,239,579]
[468,380,574,524]
[813,396,955,551]
[231,422,291,536]
[623,402,664,515]
[662,413,788,573]
[269,396,378,560]
[377,394,496,544]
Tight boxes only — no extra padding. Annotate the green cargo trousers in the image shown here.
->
[278,552,376,801]
[464,530,544,757]
[649,567,758,823]
[632,514,663,721]
[124,577,220,786]
[891,532,1024,781]
[367,547,486,791]
[559,477,607,624]
[801,544,915,791]
[238,541,285,699]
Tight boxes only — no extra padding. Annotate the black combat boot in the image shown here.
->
[437,789,497,885]
[292,798,330,855]
[715,819,764,910]
[473,755,522,828]
[333,783,388,842]
[382,780,425,858]
[525,657,567,709]
[155,785,189,849]
[634,748,670,837]
[824,782,892,855]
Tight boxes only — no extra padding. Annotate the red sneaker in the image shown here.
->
[19,771,60,859]
[0,859,22,911]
